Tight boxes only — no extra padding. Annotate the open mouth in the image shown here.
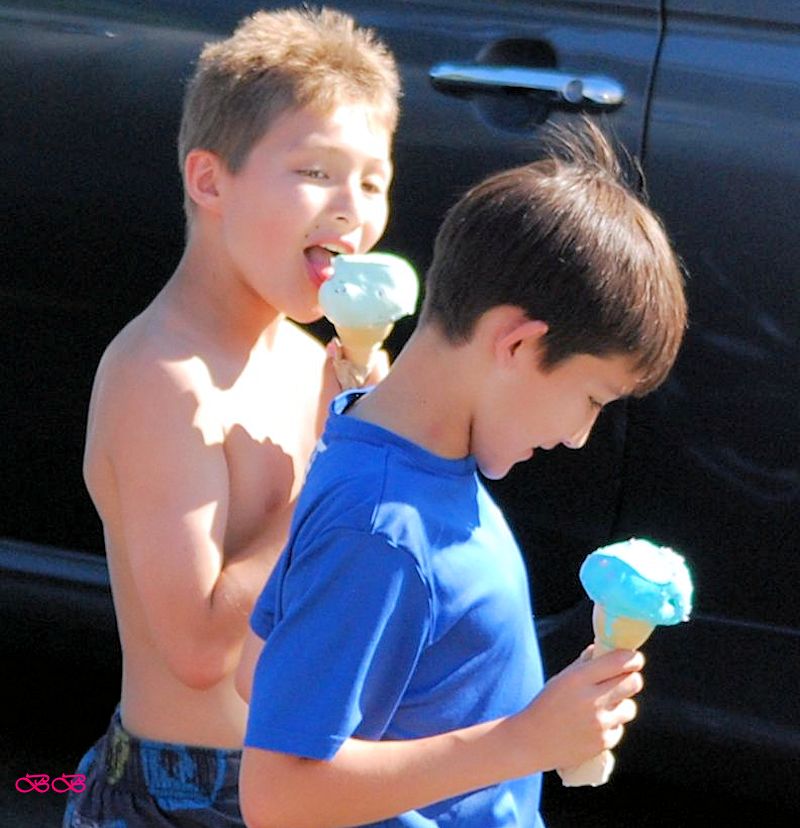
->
[304,243,348,288]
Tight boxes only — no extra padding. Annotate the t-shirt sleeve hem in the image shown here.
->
[244,724,346,762]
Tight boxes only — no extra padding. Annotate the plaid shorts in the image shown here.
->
[62,708,244,827]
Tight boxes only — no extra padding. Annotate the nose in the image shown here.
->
[562,410,601,450]
[332,180,364,229]
[563,432,589,450]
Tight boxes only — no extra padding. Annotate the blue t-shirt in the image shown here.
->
[246,390,545,827]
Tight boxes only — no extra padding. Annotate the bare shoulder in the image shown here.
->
[87,309,222,453]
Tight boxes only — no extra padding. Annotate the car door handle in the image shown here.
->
[429,62,625,108]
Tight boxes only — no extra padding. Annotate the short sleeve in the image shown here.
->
[245,529,431,760]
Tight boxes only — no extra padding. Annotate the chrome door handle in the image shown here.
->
[429,62,624,108]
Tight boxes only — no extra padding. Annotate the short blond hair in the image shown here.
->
[178,6,400,217]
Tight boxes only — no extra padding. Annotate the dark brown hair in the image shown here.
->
[419,119,687,394]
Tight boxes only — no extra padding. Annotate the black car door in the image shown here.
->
[613,0,800,802]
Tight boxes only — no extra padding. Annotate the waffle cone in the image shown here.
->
[558,606,654,787]
[591,605,655,656]
[335,323,394,374]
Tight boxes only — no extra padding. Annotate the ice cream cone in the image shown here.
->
[333,322,394,389]
[319,252,419,388]
[336,323,394,370]
[591,604,655,656]
[558,605,655,787]
[558,538,693,787]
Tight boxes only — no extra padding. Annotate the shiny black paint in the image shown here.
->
[2,0,798,807]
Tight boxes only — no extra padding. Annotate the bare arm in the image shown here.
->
[90,356,289,689]
[239,649,644,828]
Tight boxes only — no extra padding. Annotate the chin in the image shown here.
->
[288,305,325,325]
[477,460,511,481]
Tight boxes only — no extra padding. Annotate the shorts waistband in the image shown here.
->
[99,708,241,801]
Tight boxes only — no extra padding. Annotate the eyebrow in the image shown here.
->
[296,142,392,169]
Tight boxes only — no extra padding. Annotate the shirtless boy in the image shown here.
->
[63,8,399,826]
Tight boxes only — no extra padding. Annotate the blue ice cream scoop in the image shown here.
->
[580,538,694,627]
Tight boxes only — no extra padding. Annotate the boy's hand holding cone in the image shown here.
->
[558,538,694,787]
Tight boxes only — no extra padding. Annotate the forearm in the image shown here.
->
[242,716,539,828]
[203,511,292,670]
[216,497,292,605]
[242,650,646,826]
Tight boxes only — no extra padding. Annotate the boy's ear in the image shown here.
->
[495,313,549,365]
[184,149,224,214]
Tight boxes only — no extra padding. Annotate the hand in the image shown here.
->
[326,338,390,390]
[519,649,644,772]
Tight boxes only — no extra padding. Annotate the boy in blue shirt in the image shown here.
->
[237,121,687,827]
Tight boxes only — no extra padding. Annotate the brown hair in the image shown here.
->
[419,119,687,394]
[178,6,400,217]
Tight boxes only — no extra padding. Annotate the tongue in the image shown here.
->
[305,246,335,286]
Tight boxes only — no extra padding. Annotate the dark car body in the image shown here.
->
[3,0,798,810]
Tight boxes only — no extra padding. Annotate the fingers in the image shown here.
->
[605,648,646,673]
[526,658,643,771]
[325,338,390,390]
[604,724,625,751]
[615,697,638,726]
[364,349,390,384]
[597,668,644,706]
[325,339,341,360]
[601,696,638,749]
[582,648,645,681]
[574,649,645,747]
[601,695,638,727]
[326,338,364,390]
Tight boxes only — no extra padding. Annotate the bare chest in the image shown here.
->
[205,370,325,548]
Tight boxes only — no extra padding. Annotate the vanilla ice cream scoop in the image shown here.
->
[319,252,419,328]
[559,538,694,787]
[319,253,419,388]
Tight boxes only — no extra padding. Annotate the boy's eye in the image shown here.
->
[362,178,386,196]
[298,168,328,180]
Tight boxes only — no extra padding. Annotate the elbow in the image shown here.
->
[242,793,314,828]
[177,666,226,692]
[177,663,229,692]
[240,751,321,828]
[240,777,293,828]
[241,797,274,828]
[168,643,232,691]
[156,621,243,690]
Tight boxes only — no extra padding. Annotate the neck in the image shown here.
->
[160,232,283,352]
[351,325,475,460]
